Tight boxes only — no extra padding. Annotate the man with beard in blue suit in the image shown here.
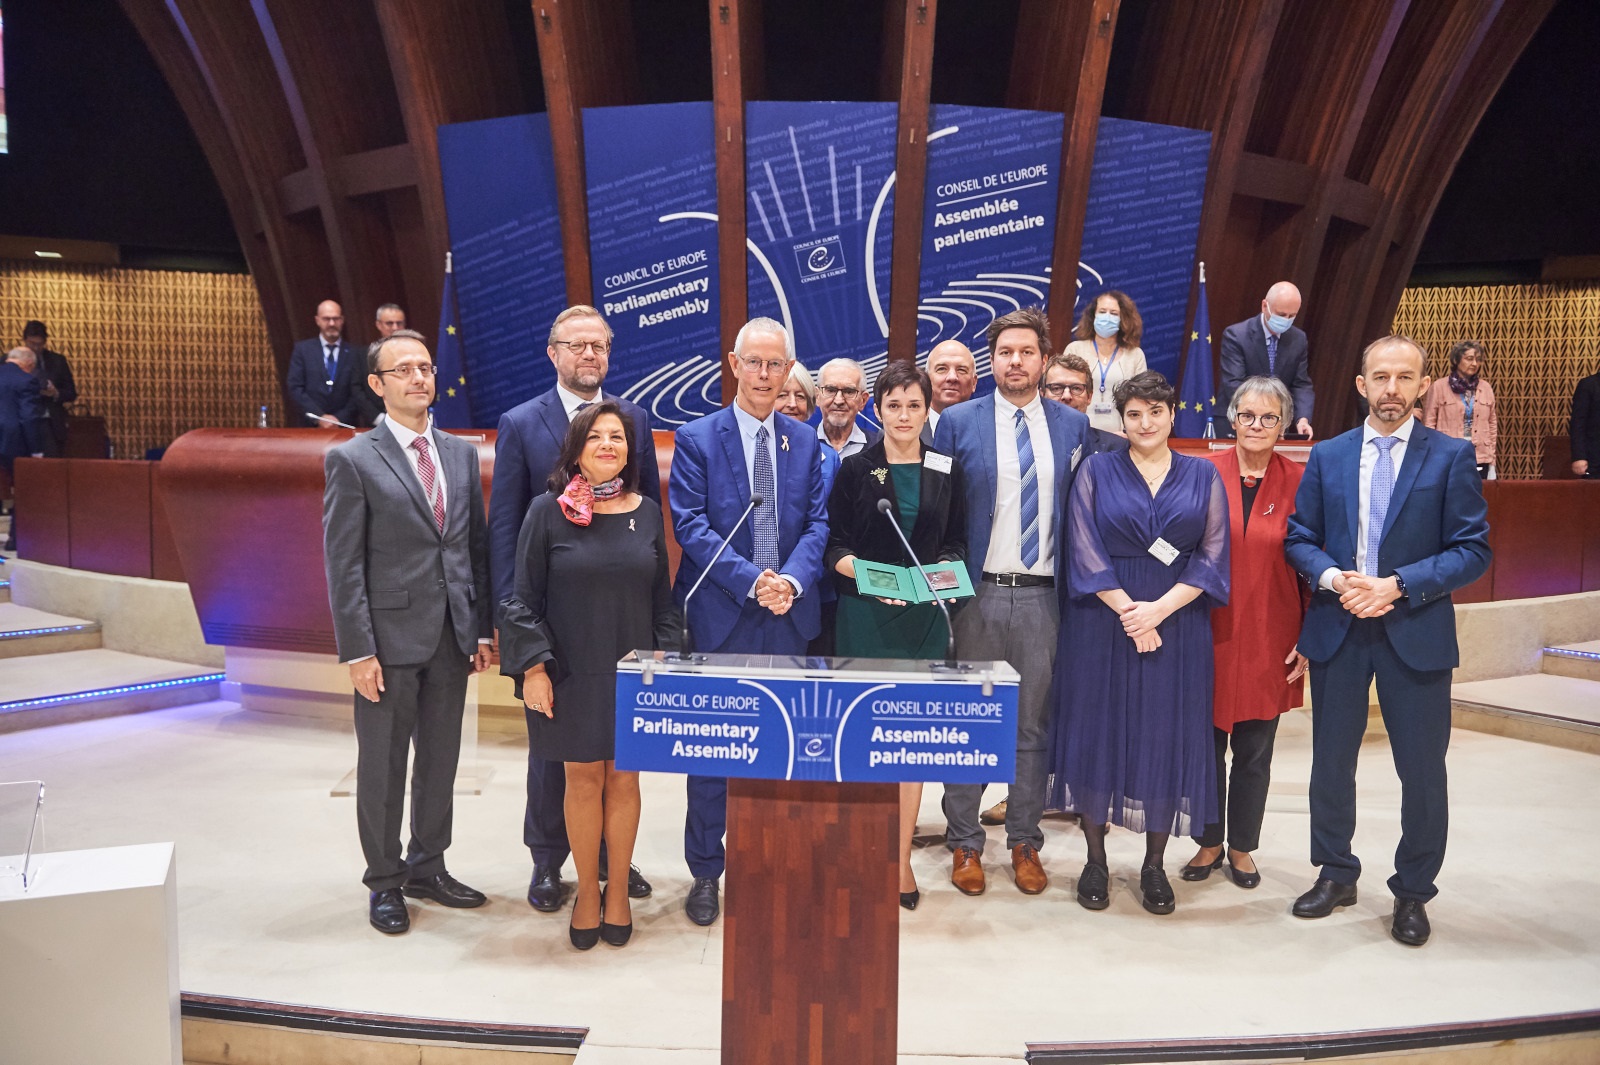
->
[669,316,829,926]
[489,304,659,915]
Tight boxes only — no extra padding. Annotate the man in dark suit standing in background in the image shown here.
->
[1285,335,1490,948]
[2,347,44,551]
[488,304,659,915]
[21,321,76,458]
[1219,282,1316,439]
[323,329,494,935]
[668,316,829,926]
[288,300,361,428]
[354,303,408,427]
[1570,362,1600,478]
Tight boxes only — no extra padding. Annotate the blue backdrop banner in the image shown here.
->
[917,104,1065,394]
[744,102,898,379]
[437,113,567,428]
[1077,118,1212,381]
[615,660,1018,783]
[584,102,722,429]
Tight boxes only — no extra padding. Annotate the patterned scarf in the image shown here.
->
[558,474,625,526]
[1448,369,1479,396]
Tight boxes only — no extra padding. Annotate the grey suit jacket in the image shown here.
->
[323,425,492,665]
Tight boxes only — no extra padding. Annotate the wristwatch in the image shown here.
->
[1393,572,1408,599]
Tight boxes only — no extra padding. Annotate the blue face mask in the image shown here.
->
[1265,312,1295,335]
[1093,314,1120,338]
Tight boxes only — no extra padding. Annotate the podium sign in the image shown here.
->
[615,653,1019,783]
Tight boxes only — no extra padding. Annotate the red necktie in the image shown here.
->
[410,436,446,533]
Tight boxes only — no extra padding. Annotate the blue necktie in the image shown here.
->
[1015,409,1040,568]
[1365,435,1399,576]
[752,426,780,571]
[324,345,337,381]
[1266,334,1278,375]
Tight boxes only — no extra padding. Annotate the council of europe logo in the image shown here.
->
[794,235,847,283]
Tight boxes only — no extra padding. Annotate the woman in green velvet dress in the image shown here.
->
[825,362,966,909]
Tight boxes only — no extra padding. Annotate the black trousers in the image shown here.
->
[354,621,470,891]
[1194,718,1280,851]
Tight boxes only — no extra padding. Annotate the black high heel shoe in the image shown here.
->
[899,889,921,911]
[1179,852,1224,882]
[599,883,632,946]
[1226,852,1261,889]
[570,893,602,950]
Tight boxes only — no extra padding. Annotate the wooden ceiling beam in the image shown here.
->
[711,0,764,403]
[885,0,938,365]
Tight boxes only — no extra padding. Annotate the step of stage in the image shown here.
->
[0,574,10,602]
[0,648,225,733]
[0,601,101,658]
[1541,639,1600,682]
[1451,672,1600,755]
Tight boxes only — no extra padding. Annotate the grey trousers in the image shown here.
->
[354,622,470,891]
[943,582,1059,852]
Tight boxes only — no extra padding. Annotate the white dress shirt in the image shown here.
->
[1318,414,1416,590]
[556,382,599,421]
[818,420,868,458]
[731,401,802,596]
[927,407,942,434]
[984,392,1056,576]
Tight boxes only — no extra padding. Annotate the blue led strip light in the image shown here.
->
[0,624,97,640]
[0,673,225,713]
[1543,646,1600,662]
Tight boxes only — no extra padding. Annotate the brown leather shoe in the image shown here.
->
[979,800,1007,826]
[951,846,986,895]
[1011,843,1048,895]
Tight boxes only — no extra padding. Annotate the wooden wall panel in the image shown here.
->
[12,458,70,568]
[68,460,153,580]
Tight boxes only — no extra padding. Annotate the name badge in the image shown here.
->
[1092,403,1115,417]
[923,452,952,474]
[1148,537,1180,566]
[1069,444,1083,471]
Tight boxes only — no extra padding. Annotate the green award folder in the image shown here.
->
[853,559,975,603]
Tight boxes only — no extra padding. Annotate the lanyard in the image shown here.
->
[1462,393,1475,435]
[1094,341,1117,394]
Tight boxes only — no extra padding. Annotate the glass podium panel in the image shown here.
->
[0,780,46,891]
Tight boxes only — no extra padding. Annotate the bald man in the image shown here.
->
[1219,282,1316,439]
[288,299,362,429]
[926,340,978,436]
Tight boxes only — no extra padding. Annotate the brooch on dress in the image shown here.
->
[871,467,887,485]
[630,517,637,531]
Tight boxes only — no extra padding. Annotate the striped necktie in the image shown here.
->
[1015,408,1040,568]
[1266,333,1278,375]
[411,436,446,534]
[751,426,780,571]
[1365,435,1399,576]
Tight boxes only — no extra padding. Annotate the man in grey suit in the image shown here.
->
[323,329,494,935]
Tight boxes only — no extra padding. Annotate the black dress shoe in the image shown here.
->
[369,888,410,934]
[1391,898,1430,946]
[1076,862,1110,910]
[569,920,601,950]
[899,889,920,911]
[685,876,720,926]
[1179,854,1224,882]
[598,863,654,899]
[528,865,569,913]
[403,871,487,908]
[1292,877,1358,918]
[1227,854,1261,890]
[1140,865,1176,915]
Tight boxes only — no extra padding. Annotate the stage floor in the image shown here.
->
[4,698,1598,1063]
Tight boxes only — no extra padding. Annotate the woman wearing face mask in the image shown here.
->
[1064,290,1148,434]
[1046,371,1229,916]
[1421,341,1496,478]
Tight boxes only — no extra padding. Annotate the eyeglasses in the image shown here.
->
[818,385,862,399]
[374,363,436,379]
[553,339,611,356]
[1042,382,1089,398]
[738,356,789,376]
[1235,412,1282,428]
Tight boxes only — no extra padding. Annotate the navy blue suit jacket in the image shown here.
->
[1285,422,1490,672]
[0,362,43,465]
[488,387,659,606]
[1218,317,1314,433]
[932,393,1091,587]
[287,336,362,427]
[669,404,829,651]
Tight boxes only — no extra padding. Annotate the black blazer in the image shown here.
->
[825,439,966,597]
[1571,372,1600,467]
[287,335,362,426]
[1218,317,1314,433]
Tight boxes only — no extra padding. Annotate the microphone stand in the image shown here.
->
[876,498,967,672]
[667,494,765,664]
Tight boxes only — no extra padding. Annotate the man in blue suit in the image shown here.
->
[488,304,659,914]
[2,347,44,552]
[934,307,1091,897]
[1218,282,1316,439]
[287,300,362,429]
[670,316,829,925]
[1285,335,1490,947]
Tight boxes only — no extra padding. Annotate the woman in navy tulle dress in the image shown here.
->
[1047,371,1229,916]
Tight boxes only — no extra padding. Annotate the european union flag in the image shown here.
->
[432,252,473,428]
[1175,263,1216,439]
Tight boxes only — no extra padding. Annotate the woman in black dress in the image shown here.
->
[499,402,679,950]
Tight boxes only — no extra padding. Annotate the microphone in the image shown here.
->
[671,494,765,662]
[875,497,964,671]
[305,412,357,430]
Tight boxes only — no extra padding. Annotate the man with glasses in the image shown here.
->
[489,305,660,916]
[1042,353,1128,456]
[668,316,829,926]
[934,306,1090,897]
[288,300,361,429]
[816,358,869,457]
[323,330,495,935]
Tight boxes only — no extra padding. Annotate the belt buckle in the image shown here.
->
[996,572,1019,587]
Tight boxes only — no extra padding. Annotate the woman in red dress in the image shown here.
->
[1180,376,1309,889]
